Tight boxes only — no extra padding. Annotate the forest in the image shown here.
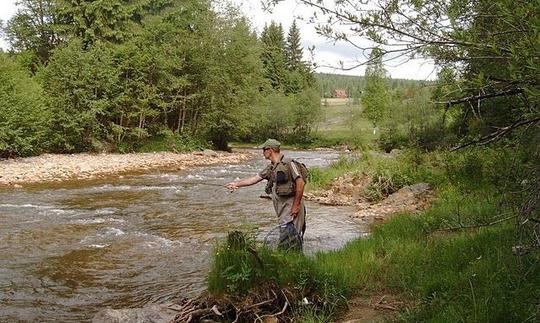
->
[0,0,323,156]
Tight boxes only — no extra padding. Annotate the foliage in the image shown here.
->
[135,129,207,153]
[4,0,59,67]
[260,22,288,92]
[201,16,263,151]
[253,20,321,143]
[40,39,118,152]
[378,81,453,152]
[289,88,323,141]
[266,0,539,147]
[2,1,323,154]
[362,48,390,127]
[0,53,51,157]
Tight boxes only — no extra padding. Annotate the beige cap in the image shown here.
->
[259,139,281,149]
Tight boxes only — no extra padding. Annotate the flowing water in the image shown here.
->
[0,150,368,322]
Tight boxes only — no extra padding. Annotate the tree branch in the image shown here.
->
[443,88,524,107]
[451,115,540,151]
[434,215,517,232]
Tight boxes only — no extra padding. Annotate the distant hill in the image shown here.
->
[315,73,431,98]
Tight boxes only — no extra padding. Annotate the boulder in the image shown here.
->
[92,304,177,323]
[194,149,218,157]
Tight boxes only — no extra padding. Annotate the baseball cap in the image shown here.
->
[259,139,281,150]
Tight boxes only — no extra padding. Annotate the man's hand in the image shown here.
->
[225,182,239,191]
[291,204,300,218]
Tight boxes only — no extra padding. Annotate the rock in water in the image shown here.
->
[92,305,177,323]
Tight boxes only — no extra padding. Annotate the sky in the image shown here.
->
[0,0,436,80]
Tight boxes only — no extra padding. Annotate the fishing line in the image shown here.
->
[262,220,304,250]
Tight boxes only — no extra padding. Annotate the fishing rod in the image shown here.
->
[178,181,227,187]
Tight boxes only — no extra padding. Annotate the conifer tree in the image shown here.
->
[285,20,303,72]
[260,21,288,91]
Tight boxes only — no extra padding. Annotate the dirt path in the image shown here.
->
[0,150,254,187]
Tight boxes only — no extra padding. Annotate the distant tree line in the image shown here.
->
[0,0,321,157]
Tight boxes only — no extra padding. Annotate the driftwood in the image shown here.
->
[169,286,298,323]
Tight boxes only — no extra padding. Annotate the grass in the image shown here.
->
[311,100,378,149]
[206,146,540,322]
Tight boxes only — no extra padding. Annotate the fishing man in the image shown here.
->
[225,139,306,251]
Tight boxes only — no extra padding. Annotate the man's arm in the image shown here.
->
[225,175,263,190]
[291,176,305,217]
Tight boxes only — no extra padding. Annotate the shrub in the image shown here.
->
[207,231,347,310]
[379,125,409,152]
[0,53,51,157]
[136,129,207,153]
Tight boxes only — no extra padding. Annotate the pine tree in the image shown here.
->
[260,21,288,91]
[285,20,303,71]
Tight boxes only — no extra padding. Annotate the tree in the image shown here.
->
[285,20,303,72]
[284,20,316,94]
[4,0,59,67]
[260,21,288,91]
[202,15,263,150]
[362,48,389,127]
[41,40,118,151]
[0,53,51,156]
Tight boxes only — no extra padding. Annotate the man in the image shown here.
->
[225,139,306,251]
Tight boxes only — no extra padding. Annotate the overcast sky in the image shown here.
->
[0,0,436,80]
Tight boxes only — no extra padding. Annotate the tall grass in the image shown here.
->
[206,147,540,322]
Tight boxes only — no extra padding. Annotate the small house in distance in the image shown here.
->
[332,89,348,98]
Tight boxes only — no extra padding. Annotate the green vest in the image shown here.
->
[265,157,300,197]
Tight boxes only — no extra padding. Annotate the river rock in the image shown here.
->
[353,182,433,222]
[202,149,218,157]
[92,304,177,323]
[193,149,218,157]
[0,151,254,187]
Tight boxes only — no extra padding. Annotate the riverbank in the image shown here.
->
[0,150,254,187]
[204,147,539,322]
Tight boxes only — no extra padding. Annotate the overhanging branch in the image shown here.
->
[451,115,540,151]
[444,88,524,107]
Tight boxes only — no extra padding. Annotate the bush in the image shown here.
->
[0,53,51,157]
[207,231,346,310]
[379,125,409,152]
[41,40,117,152]
[136,129,207,153]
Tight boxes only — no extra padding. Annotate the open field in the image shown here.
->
[320,98,353,106]
[314,98,377,147]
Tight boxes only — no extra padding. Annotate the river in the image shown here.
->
[0,149,367,322]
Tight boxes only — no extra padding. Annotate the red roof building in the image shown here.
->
[332,89,348,98]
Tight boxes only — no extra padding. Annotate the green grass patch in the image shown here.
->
[206,147,539,322]
[207,231,347,318]
[311,102,377,148]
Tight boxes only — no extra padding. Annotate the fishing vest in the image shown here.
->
[265,157,307,197]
